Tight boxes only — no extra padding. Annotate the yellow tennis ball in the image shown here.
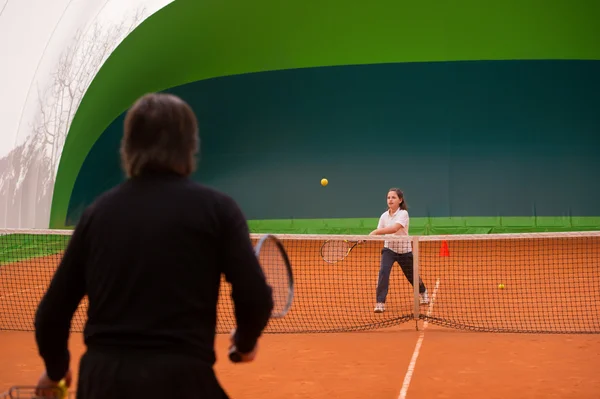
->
[321,178,328,186]
[498,283,505,289]
[57,380,68,398]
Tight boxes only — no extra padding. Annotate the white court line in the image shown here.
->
[398,278,440,399]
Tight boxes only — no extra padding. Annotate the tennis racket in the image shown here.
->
[5,380,69,398]
[228,234,293,363]
[320,239,362,264]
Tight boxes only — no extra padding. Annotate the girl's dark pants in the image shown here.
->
[376,248,426,303]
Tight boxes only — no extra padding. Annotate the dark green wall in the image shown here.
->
[51,0,600,229]
[66,60,600,226]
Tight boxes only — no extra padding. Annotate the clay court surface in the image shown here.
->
[1,234,599,397]
[1,328,599,398]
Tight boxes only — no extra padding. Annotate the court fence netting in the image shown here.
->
[0,228,598,335]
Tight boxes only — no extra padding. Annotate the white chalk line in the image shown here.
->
[398,278,440,399]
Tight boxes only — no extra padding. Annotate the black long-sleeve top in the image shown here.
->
[34,171,274,381]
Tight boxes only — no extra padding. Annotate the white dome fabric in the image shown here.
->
[0,0,173,228]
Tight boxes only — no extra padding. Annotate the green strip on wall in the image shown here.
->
[42,216,600,235]
[247,217,600,235]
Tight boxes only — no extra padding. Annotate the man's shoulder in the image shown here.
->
[85,178,241,220]
[180,180,247,220]
[86,183,122,210]
[182,180,236,204]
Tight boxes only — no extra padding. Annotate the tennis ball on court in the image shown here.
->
[498,283,505,289]
[321,178,328,187]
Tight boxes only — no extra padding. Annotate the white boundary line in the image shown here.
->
[398,278,440,399]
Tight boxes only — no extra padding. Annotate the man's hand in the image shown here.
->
[229,328,259,363]
[35,369,71,398]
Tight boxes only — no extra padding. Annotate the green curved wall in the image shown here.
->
[50,0,600,233]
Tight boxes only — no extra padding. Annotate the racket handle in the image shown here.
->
[228,345,242,363]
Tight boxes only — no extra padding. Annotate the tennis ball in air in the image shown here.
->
[498,283,505,289]
[321,178,328,187]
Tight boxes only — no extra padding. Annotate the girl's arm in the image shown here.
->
[370,223,403,235]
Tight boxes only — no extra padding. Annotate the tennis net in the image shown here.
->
[0,229,598,334]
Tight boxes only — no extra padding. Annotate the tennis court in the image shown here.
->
[1,230,599,398]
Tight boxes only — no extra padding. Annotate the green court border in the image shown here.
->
[247,217,600,235]
[1,217,597,267]
[13,217,600,238]
[0,234,69,265]
[49,0,600,229]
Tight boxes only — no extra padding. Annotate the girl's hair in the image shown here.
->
[388,187,408,211]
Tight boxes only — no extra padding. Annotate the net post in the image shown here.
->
[412,236,420,329]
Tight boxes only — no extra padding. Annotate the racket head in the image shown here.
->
[254,234,294,318]
[320,240,357,263]
[6,385,71,398]
[229,234,294,363]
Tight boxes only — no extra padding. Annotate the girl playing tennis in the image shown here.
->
[370,188,429,313]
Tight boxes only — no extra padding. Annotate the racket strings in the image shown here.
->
[257,239,291,317]
[320,240,351,263]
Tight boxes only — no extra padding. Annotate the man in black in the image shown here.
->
[34,93,274,398]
